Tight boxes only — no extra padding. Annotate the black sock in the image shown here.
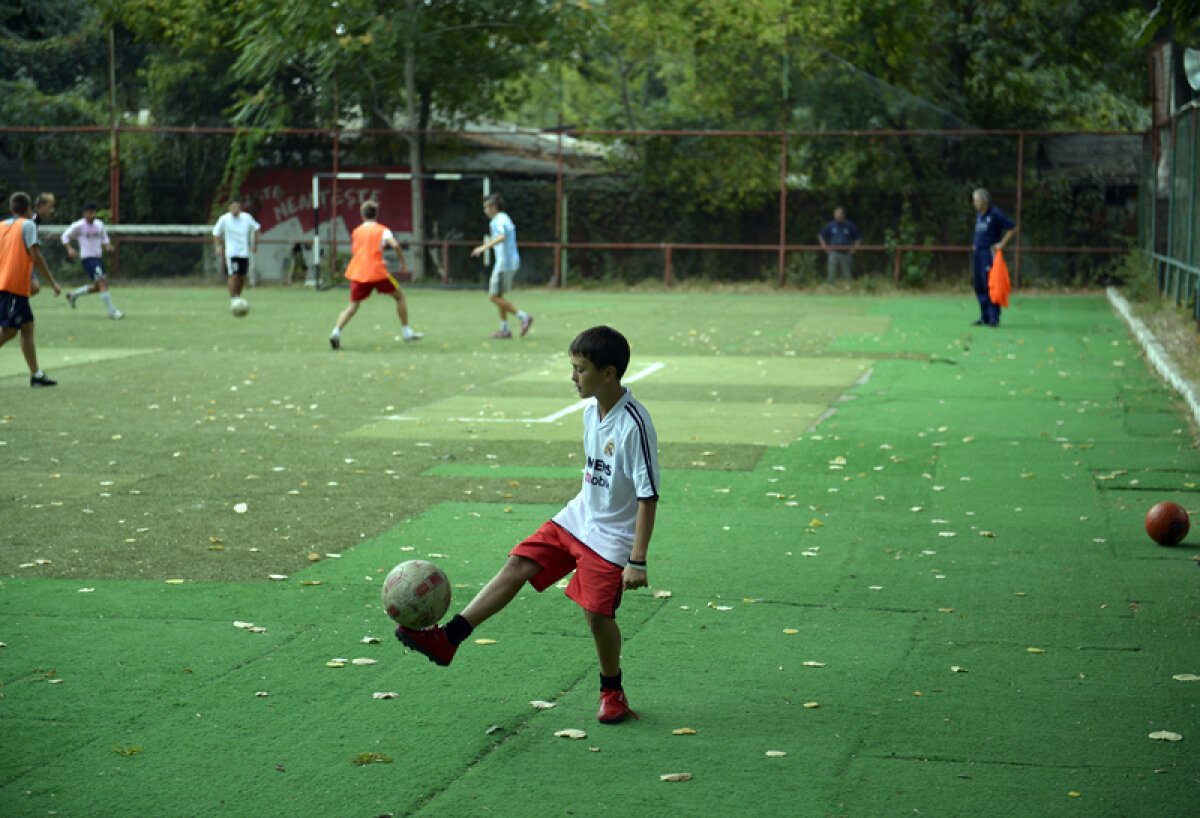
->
[444,614,473,646]
[600,671,622,691]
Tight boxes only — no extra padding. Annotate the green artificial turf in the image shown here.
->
[2,287,1198,816]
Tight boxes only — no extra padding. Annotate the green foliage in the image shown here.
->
[883,200,935,287]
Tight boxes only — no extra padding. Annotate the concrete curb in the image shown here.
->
[1107,285,1200,429]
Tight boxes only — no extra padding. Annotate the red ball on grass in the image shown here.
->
[1145,501,1190,546]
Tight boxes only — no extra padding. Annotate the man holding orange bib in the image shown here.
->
[329,201,423,350]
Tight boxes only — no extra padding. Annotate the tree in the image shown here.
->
[133,0,576,278]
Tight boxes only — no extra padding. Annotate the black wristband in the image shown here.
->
[626,559,646,568]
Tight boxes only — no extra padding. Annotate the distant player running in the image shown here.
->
[397,326,659,724]
[212,197,260,310]
[471,194,532,339]
[329,200,423,349]
[63,203,123,319]
[1,192,63,387]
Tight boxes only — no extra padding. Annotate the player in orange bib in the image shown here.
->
[329,200,423,350]
[1,192,62,387]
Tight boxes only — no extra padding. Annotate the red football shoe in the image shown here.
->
[395,625,457,667]
[597,689,639,723]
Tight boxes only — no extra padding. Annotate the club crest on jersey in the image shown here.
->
[604,439,615,457]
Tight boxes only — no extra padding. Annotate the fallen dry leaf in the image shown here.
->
[1172,674,1200,681]
[529,700,557,710]
[555,729,587,740]
[783,628,799,635]
[765,750,787,758]
[1148,730,1182,742]
[672,728,696,735]
[951,666,968,673]
[360,637,381,644]
[233,621,255,629]
[326,661,345,668]
[351,658,377,666]
[652,589,673,599]
[660,773,692,782]
[1027,647,1046,654]
[372,692,400,700]
[802,661,825,668]
[475,638,497,645]
[803,702,820,708]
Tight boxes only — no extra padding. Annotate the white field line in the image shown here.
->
[381,361,665,424]
[1107,286,1200,427]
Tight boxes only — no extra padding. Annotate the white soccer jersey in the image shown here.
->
[553,388,659,565]
[62,218,110,259]
[213,211,261,257]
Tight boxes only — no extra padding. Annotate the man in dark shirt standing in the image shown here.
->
[971,188,1017,327]
[818,207,862,283]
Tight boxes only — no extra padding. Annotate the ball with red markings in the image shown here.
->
[1145,501,1189,546]
[381,559,451,628]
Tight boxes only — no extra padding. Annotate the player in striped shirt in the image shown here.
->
[397,326,659,724]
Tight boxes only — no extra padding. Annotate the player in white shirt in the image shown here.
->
[63,203,123,319]
[397,326,659,724]
[212,198,260,308]
[470,194,532,339]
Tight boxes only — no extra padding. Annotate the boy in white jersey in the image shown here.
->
[397,325,658,724]
[63,203,122,319]
[470,194,532,339]
[212,197,260,308]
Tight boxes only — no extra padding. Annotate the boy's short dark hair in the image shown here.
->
[483,193,504,211]
[9,191,30,216]
[83,202,98,212]
[570,326,630,379]
[361,201,379,220]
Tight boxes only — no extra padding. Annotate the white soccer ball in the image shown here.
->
[381,559,451,628]
[230,297,250,317]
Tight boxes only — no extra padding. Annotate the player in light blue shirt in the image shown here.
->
[470,194,532,339]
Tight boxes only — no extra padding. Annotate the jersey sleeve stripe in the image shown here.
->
[623,403,659,499]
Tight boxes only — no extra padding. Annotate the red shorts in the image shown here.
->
[349,278,397,302]
[511,520,624,617]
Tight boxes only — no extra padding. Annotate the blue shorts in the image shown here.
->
[0,292,35,329]
[82,258,106,282]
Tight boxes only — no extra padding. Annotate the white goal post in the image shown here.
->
[310,171,490,284]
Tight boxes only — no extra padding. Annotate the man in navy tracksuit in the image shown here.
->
[971,188,1017,327]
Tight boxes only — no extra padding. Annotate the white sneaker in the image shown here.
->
[67,292,77,309]
[404,332,424,342]
[109,310,125,320]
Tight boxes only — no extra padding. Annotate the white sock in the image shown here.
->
[500,320,510,332]
[101,292,115,312]
[517,311,529,321]
[402,325,412,336]
[34,370,44,378]
[330,328,341,338]
[71,286,89,298]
